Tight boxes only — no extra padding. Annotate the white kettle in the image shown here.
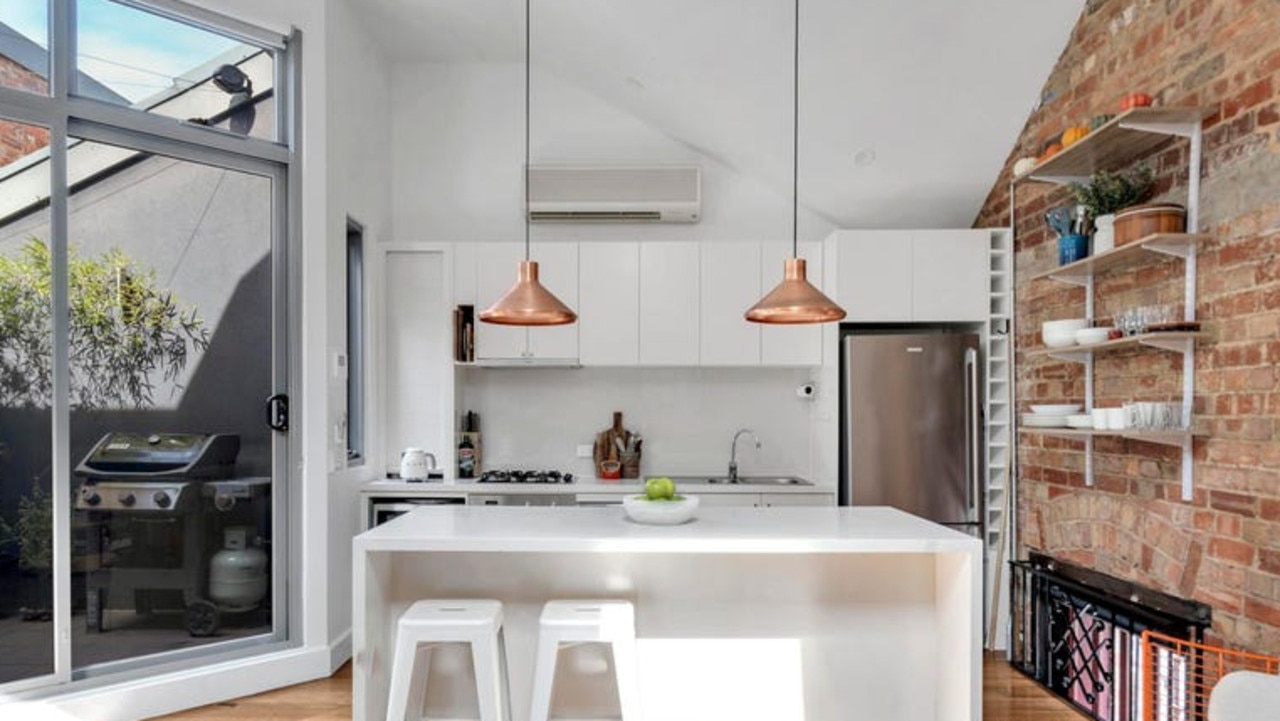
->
[399,448,437,481]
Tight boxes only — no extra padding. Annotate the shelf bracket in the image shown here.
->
[1027,173,1089,186]
[1045,270,1092,287]
[1117,119,1201,138]
[1114,432,1195,501]
[1085,435,1094,487]
[1142,238,1195,259]
[1048,349,1091,364]
[1139,336,1195,354]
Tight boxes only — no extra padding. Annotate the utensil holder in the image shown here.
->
[1058,234,1089,265]
[620,452,640,479]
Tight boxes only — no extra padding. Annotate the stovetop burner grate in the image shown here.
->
[476,469,574,484]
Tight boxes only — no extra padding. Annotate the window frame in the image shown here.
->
[0,0,298,692]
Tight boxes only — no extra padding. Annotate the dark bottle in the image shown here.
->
[458,435,475,478]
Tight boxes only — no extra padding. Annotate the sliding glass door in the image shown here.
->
[0,0,294,690]
[0,117,55,688]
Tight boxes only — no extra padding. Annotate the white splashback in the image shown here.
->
[456,367,815,481]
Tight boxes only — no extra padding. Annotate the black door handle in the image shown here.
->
[266,393,289,432]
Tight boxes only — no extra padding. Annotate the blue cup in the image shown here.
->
[1058,234,1089,265]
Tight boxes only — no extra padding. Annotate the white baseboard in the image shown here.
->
[6,645,333,721]
[329,627,353,672]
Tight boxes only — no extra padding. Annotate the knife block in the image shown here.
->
[593,411,641,479]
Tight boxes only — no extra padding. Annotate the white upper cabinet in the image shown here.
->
[472,242,579,361]
[474,242,528,360]
[910,230,989,322]
[832,229,987,322]
[578,242,639,365]
[760,241,824,365]
[639,242,700,365]
[527,242,579,359]
[700,242,761,366]
[834,230,913,321]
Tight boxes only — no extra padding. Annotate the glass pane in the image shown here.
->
[0,1,50,96]
[0,116,53,685]
[67,138,275,670]
[75,0,277,141]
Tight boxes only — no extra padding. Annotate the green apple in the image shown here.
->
[645,476,676,500]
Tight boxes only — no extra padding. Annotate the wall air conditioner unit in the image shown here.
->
[527,166,701,223]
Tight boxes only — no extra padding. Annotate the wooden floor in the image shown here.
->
[151,652,1083,720]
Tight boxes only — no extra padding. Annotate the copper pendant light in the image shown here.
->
[745,0,845,325]
[479,0,577,327]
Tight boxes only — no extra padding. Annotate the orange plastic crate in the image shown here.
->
[1141,629,1280,721]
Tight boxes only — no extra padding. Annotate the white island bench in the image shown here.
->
[353,505,982,721]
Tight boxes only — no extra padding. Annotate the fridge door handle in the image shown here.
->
[965,348,981,524]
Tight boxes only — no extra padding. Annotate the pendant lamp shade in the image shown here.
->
[479,260,576,325]
[745,258,844,324]
[745,0,845,325]
[478,0,577,327]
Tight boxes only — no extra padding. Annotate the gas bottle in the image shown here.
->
[210,527,268,611]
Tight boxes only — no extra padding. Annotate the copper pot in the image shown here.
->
[1113,203,1186,245]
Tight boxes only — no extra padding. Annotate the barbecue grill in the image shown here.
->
[74,432,265,636]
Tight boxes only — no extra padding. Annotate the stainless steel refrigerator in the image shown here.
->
[840,330,983,536]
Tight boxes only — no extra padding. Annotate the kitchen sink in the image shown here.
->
[660,475,813,487]
[735,476,812,486]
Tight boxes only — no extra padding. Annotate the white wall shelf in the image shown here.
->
[1025,331,1206,362]
[1029,233,1208,287]
[1011,108,1209,510]
[1015,107,1211,185]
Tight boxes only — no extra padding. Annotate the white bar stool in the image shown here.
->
[529,600,640,721]
[385,599,510,721]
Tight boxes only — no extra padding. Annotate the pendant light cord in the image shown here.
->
[524,0,532,261]
[791,0,800,258]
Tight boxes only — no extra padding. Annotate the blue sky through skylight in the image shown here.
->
[2,0,239,103]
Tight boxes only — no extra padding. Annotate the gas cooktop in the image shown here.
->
[476,469,574,484]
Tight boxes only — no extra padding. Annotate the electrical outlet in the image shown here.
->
[576,444,594,458]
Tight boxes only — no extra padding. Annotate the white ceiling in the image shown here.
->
[356,0,1083,228]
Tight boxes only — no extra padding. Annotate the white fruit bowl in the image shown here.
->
[623,495,699,525]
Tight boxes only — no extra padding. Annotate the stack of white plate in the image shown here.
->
[1021,404,1084,428]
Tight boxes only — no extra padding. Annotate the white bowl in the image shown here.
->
[1043,318,1090,334]
[1020,414,1069,428]
[1075,327,1114,345]
[1030,404,1083,415]
[1043,330,1078,348]
[1065,414,1095,428]
[1042,318,1089,348]
[622,495,699,525]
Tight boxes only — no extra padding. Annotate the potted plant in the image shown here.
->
[1067,166,1155,253]
[1,239,209,619]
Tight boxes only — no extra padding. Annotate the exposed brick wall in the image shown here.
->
[974,0,1280,653]
[0,54,50,166]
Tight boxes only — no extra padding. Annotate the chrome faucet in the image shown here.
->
[728,429,761,483]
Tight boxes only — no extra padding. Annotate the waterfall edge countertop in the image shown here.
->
[353,505,983,721]
[354,504,978,553]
